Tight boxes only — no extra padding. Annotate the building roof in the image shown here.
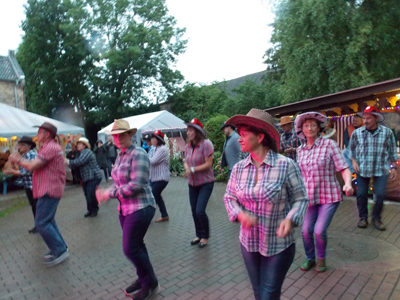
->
[0,50,25,82]
[219,70,267,94]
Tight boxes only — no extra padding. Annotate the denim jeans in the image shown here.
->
[302,202,339,261]
[150,180,169,218]
[35,195,67,257]
[188,182,214,239]
[82,177,102,214]
[119,206,157,290]
[241,243,295,300]
[356,174,389,221]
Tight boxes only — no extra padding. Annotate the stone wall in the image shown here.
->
[0,81,26,110]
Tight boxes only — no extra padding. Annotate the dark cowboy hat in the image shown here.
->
[33,121,58,136]
[152,130,165,145]
[220,122,235,130]
[18,136,36,149]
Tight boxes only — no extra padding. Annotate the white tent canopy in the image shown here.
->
[0,103,85,138]
[97,110,186,145]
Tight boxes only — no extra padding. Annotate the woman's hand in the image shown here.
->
[237,211,258,229]
[343,183,354,196]
[96,187,111,205]
[64,158,69,166]
[276,218,293,238]
[183,162,191,178]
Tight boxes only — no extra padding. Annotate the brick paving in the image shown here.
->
[1,177,400,300]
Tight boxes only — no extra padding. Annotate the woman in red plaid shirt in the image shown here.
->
[295,112,354,273]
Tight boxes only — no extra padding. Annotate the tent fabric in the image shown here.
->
[0,103,85,138]
[98,111,185,145]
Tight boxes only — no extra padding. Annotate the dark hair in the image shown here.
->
[237,125,277,153]
[188,127,205,146]
[152,136,163,146]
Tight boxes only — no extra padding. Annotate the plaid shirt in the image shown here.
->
[185,139,215,186]
[69,148,103,182]
[349,125,399,177]
[19,150,37,190]
[149,145,170,182]
[297,137,348,206]
[33,139,66,199]
[280,130,301,161]
[224,151,309,257]
[108,145,155,216]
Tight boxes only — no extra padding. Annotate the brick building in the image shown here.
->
[0,50,25,110]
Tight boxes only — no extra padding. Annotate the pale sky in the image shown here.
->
[0,0,274,84]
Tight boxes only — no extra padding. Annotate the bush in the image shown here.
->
[213,151,229,182]
[205,114,229,152]
[170,156,184,175]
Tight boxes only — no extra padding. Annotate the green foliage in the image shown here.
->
[204,114,229,152]
[213,151,229,182]
[169,156,184,175]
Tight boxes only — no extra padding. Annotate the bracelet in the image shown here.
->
[190,167,195,173]
[391,166,398,170]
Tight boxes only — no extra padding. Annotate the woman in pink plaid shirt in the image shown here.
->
[295,112,354,273]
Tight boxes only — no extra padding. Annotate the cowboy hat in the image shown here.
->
[33,122,57,136]
[151,130,166,145]
[277,116,294,126]
[220,122,235,130]
[105,119,138,135]
[357,106,384,123]
[18,136,36,149]
[185,118,206,137]
[225,108,280,149]
[295,112,327,140]
[77,137,91,149]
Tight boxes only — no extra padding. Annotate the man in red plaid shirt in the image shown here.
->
[9,122,68,267]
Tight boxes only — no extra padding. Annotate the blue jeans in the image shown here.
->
[356,174,389,221]
[241,243,295,300]
[150,181,169,218]
[119,206,157,290]
[188,182,214,239]
[302,203,339,260]
[82,177,102,214]
[35,195,67,257]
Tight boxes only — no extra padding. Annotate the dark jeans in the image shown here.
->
[108,157,116,176]
[150,180,169,218]
[356,174,389,221]
[101,167,108,181]
[188,182,214,239]
[25,188,38,222]
[119,206,157,290]
[35,195,67,257]
[82,177,102,214]
[241,243,296,300]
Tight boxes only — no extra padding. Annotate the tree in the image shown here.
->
[205,114,229,152]
[266,0,400,104]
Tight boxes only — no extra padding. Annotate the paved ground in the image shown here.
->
[1,177,400,300]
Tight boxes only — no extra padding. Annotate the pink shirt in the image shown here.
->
[33,139,66,199]
[185,139,215,186]
[297,137,348,206]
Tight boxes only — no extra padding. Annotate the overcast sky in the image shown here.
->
[0,0,274,84]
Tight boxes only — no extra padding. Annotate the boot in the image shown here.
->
[300,259,316,271]
[316,258,326,273]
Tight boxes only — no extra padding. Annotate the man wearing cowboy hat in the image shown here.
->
[278,115,301,161]
[8,122,69,266]
[4,136,38,233]
[220,122,241,176]
[349,106,399,231]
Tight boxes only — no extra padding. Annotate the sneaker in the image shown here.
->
[44,248,69,267]
[125,280,141,297]
[357,218,368,228]
[84,212,92,218]
[43,251,53,260]
[155,216,169,223]
[300,259,316,271]
[372,219,386,231]
[316,258,326,273]
[131,283,160,300]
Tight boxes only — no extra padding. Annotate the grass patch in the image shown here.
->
[0,198,29,219]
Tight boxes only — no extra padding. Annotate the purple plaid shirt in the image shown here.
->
[185,139,215,186]
[297,137,349,206]
[149,145,170,182]
[224,151,309,257]
[108,145,155,216]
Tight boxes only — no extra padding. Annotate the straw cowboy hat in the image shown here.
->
[225,108,280,149]
[295,112,327,140]
[152,130,166,145]
[18,136,36,149]
[77,137,91,149]
[357,106,384,123]
[277,116,294,126]
[105,119,138,135]
[185,118,206,137]
[33,122,57,136]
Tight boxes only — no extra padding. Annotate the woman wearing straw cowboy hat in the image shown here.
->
[96,119,159,300]
[184,118,215,248]
[223,109,309,300]
[149,130,170,223]
[65,137,103,218]
[295,112,353,273]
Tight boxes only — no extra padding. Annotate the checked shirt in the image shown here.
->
[19,150,37,190]
[224,151,309,257]
[297,137,349,206]
[69,148,102,183]
[349,125,398,178]
[280,130,302,161]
